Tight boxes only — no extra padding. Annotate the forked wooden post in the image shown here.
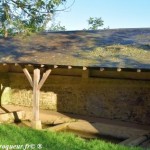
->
[22,66,51,129]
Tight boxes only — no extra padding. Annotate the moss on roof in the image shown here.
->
[0,28,150,69]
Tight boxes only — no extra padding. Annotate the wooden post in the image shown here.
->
[32,68,41,129]
[22,66,51,129]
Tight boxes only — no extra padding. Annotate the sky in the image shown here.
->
[53,0,150,30]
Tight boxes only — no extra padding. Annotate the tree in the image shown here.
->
[0,0,67,37]
[88,17,104,30]
[49,21,66,31]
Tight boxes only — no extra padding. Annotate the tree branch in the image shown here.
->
[10,0,35,17]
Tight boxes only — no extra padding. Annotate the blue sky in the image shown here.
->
[54,0,150,30]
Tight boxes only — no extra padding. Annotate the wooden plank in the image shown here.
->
[38,69,51,90]
[119,136,140,145]
[33,68,40,122]
[127,135,150,146]
[23,68,33,87]
[100,68,105,71]
[120,134,150,146]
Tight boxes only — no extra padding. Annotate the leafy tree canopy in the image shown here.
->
[49,21,66,31]
[88,17,104,30]
[0,0,67,37]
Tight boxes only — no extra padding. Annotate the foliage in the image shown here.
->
[0,0,66,36]
[88,17,104,30]
[0,124,143,150]
[49,21,66,31]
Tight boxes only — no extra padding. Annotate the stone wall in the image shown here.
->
[0,71,150,125]
[0,73,11,105]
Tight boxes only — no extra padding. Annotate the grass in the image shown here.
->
[0,124,144,150]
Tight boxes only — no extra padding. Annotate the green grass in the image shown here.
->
[0,124,144,150]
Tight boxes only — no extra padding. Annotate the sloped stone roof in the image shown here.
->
[0,28,150,69]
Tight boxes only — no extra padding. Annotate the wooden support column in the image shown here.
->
[32,68,41,129]
[22,66,51,129]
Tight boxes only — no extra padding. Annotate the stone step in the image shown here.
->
[43,123,69,132]
[0,111,26,123]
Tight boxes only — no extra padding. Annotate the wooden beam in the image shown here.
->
[100,68,105,71]
[3,63,7,66]
[14,63,19,66]
[83,66,87,70]
[33,68,40,121]
[28,64,33,67]
[38,69,51,90]
[32,68,41,129]
[22,68,33,87]
[137,69,141,73]
[68,66,72,69]
[41,64,45,68]
[54,65,58,68]
[117,68,122,72]
[120,134,150,146]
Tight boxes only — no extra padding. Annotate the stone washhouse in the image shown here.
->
[0,28,150,129]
